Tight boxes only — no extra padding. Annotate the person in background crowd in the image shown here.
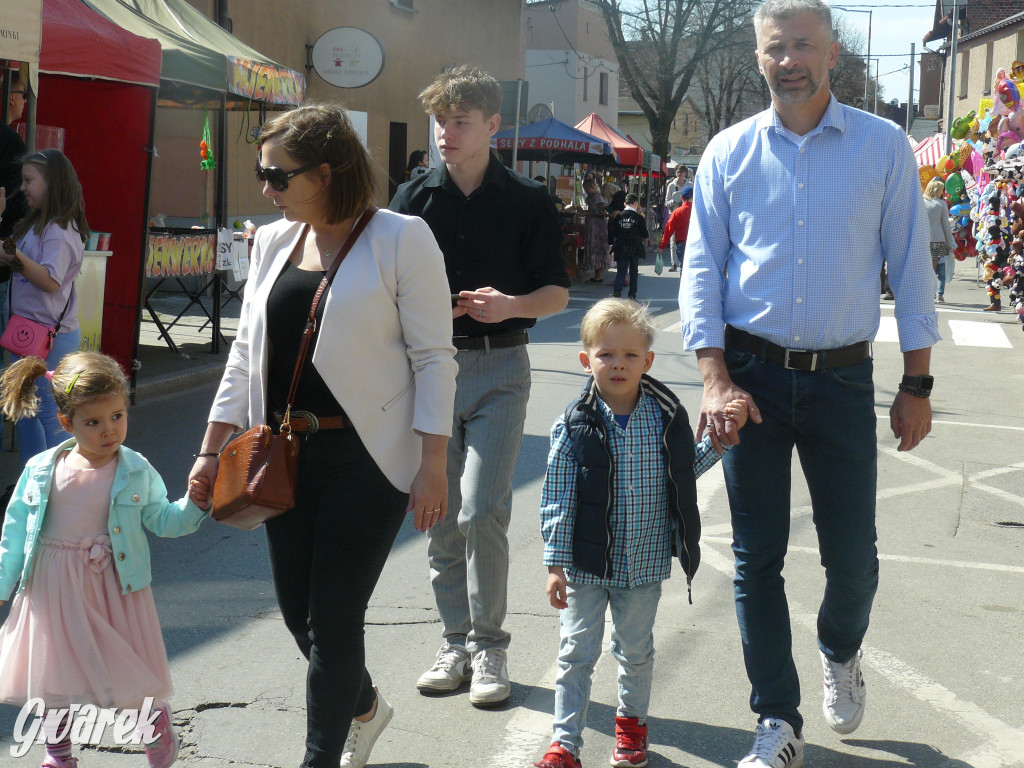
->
[922,178,955,303]
[659,185,693,272]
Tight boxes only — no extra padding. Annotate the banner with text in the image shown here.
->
[146,228,217,279]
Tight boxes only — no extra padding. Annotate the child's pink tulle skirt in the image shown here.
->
[0,535,173,708]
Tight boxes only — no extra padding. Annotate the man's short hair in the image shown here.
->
[625,192,640,206]
[675,166,685,175]
[754,0,833,43]
[581,298,657,351]
[419,66,502,118]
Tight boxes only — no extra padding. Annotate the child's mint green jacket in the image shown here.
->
[0,438,207,600]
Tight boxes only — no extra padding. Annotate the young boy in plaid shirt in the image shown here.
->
[534,299,749,768]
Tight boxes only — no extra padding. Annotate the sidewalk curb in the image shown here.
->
[134,363,226,402]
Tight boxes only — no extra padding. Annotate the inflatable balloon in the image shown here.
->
[1013,60,1024,84]
[945,173,966,202]
[951,111,976,140]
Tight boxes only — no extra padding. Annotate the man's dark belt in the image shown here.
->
[453,330,529,351]
[725,325,870,372]
[274,410,350,434]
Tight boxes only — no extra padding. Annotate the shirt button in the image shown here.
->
[125,584,132,592]
[458,234,465,240]
[118,553,126,561]
[797,220,804,226]
[798,258,804,264]
[796,297,802,303]
[132,494,140,502]
[113,526,121,534]
[800,147,806,153]
[798,183,805,189]
[794,336,800,342]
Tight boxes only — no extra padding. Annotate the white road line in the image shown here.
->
[931,419,1024,433]
[660,320,682,334]
[948,319,1014,348]
[873,316,900,343]
[700,544,1024,765]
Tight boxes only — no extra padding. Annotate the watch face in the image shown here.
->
[920,375,935,390]
[905,374,934,390]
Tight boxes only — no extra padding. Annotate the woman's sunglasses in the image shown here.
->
[254,161,317,192]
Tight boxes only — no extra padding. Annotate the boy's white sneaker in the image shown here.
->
[738,718,804,768]
[469,648,510,707]
[416,642,471,692]
[339,687,394,768]
[821,648,866,734]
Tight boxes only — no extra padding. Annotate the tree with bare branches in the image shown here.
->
[589,0,752,157]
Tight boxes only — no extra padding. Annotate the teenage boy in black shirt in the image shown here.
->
[390,65,569,708]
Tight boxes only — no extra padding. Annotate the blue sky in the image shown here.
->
[832,1,942,109]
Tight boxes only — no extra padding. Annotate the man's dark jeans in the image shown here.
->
[721,346,879,734]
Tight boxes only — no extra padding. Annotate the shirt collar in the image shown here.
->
[429,153,510,197]
[596,386,646,427]
[757,93,847,141]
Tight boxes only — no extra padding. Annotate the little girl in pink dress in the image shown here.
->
[0,351,210,768]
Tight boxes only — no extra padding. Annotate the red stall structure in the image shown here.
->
[30,0,162,379]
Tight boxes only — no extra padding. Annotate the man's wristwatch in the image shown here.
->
[898,374,934,398]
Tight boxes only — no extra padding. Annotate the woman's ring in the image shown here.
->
[430,507,441,513]
[478,309,483,317]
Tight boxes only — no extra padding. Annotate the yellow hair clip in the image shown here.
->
[65,373,80,394]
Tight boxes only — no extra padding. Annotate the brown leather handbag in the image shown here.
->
[211,208,377,529]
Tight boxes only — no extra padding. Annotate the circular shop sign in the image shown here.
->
[312,27,384,88]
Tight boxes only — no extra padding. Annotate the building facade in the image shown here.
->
[523,0,618,128]
[153,0,526,223]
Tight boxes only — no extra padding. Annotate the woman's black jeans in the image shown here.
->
[265,427,408,768]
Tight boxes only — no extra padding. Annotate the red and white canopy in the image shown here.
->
[913,134,946,167]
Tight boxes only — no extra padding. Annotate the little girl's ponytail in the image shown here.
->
[0,357,49,422]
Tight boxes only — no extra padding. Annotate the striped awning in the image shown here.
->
[914,134,946,167]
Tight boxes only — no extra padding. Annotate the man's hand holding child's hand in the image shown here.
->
[546,566,568,610]
[723,399,749,430]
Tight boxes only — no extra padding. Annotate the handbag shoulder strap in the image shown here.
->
[7,270,73,333]
[280,206,378,431]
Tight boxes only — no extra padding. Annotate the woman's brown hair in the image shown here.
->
[258,103,376,224]
[12,149,90,244]
[0,351,129,423]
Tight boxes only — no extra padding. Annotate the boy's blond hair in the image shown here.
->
[419,65,502,118]
[580,298,657,351]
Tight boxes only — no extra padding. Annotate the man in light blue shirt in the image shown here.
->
[679,1,939,766]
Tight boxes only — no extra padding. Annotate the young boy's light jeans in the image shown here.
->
[552,580,662,754]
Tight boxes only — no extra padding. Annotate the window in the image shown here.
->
[583,69,588,101]
[983,42,993,94]
[958,49,969,98]
[599,72,609,105]
[683,113,689,134]
[389,0,416,11]
[1017,30,1024,62]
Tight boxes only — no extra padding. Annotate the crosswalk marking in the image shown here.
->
[874,315,900,343]
[947,319,1013,348]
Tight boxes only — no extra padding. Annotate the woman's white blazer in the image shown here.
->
[208,210,458,492]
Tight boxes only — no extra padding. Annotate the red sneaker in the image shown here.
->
[144,705,179,768]
[533,742,582,768]
[611,716,648,767]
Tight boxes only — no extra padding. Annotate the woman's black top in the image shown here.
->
[265,260,346,422]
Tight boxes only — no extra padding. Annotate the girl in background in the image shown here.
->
[0,149,89,463]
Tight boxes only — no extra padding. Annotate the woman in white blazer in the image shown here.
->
[188,104,457,768]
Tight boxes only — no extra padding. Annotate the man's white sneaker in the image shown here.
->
[738,718,804,768]
[416,642,471,692]
[821,648,866,734]
[469,648,510,707]
[339,687,394,768]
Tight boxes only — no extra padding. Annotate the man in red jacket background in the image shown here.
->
[659,185,692,272]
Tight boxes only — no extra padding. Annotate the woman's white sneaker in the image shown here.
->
[738,718,804,768]
[821,648,866,734]
[339,687,394,768]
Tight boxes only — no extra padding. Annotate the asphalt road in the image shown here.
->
[1,259,1022,768]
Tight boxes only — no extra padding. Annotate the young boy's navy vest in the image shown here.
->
[562,373,701,595]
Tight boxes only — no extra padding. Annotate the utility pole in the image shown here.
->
[874,59,879,114]
[907,43,916,133]
[864,10,872,110]
[945,0,960,154]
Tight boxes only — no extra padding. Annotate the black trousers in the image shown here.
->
[265,428,408,768]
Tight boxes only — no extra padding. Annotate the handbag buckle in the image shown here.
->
[291,409,319,434]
